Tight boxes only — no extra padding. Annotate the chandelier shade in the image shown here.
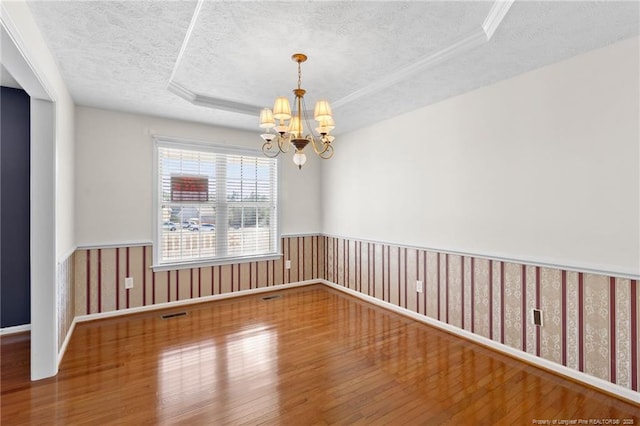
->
[259,53,335,169]
[313,100,333,122]
[316,117,335,135]
[289,116,303,138]
[259,108,275,129]
[272,97,292,121]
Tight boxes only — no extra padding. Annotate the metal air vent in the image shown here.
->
[161,311,187,319]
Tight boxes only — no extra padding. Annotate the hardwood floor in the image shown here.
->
[2,284,638,425]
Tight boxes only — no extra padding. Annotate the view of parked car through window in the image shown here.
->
[156,141,278,265]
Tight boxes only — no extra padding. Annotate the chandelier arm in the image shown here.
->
[277,136,291,153]
[319,143,334,159]
[262,142,281,158]
[314,142,333,160]
[301,96,332,156]
[307,135,330,156]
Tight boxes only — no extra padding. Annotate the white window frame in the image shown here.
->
[152,136,281,271]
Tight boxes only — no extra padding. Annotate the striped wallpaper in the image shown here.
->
[71,234,639,394]
[73,236,325,316]
[324,236,639,393]
[57,254,74,352]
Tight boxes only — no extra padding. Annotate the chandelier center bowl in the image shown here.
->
[291,53,307,63]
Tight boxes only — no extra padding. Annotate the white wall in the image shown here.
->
[322,36,640,277]
[56,101,75,259]
[2,0,76,379]
[75,107,322,246]
[1,0,76,260]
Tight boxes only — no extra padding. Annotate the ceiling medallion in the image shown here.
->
[259,53,335,169]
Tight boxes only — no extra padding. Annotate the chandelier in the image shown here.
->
[259,53,335,169]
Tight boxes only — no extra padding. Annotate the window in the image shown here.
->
[153,137,279,269]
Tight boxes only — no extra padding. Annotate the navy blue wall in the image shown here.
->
[1,86,31,328]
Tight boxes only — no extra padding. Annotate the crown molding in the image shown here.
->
[483,0,515,40]
[167,0,514,116]
[168,0,203,86]
[166,79,195,102]
[166,0,260,116]
[192,93,261,116]
[333,0,515,109]
[168,80,260,115]
[332,29,487,109]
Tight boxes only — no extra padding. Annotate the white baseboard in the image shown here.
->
[320,280,640,405]
[74,280,317,323]
[0,324,31,335]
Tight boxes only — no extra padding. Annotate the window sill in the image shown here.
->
[151,253,283,272]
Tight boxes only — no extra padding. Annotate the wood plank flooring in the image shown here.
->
[2,284,638,425]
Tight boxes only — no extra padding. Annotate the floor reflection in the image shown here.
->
[3,286,639,424]
[158,340,217,411]
[157,324,278,422]
[224,325,277,382]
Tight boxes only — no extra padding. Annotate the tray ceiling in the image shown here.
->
[26,1,639,134]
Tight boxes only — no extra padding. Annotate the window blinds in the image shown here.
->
[156,141,278,265]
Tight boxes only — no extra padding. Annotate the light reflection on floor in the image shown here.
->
[158,324,278,421]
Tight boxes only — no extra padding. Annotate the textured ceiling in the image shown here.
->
[26,1,640,134]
